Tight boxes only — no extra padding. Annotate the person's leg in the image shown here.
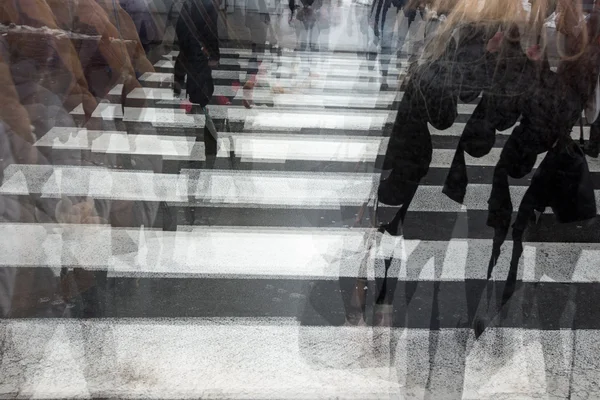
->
[244,13,271,108]
[443,95,495,203]
[379,8,397,89]
[317,5,330,52]
[295,10,310,51]
[340,197,404,327]
[252,14,270,51]
[396,7,415,56]
[309,20,318,51]
[372,191,413,304]
[342,194,412,328]
[203,108,218,170]
[586,115,600,157]
[185,105,214,223]
[267,10,281,48]
[173,51,186,95]
[243,21,261,109]
[366,6,379,63]
[353,2,369,56]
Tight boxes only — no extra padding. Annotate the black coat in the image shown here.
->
[444,31,534,203]
[378,24,490,206]
[176,0,220,107]
[514,136,596,235]
[487,59,590,231]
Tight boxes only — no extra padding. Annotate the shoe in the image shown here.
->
[380,82,389,91]
[215,95,231,106]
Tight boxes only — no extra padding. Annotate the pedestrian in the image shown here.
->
[289,0,324,51]
[174,0,221,224]
[367,0,532,325]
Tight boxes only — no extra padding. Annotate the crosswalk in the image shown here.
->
[2,45,600,398]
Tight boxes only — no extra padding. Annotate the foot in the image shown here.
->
[215,95,232,106]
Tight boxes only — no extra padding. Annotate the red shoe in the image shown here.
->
[215,95,231,105]
[180,99,193,113]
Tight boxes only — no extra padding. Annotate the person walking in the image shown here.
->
[173,0,221,225]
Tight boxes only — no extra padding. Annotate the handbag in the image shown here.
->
[549,139,597,223]
[513,137,597,233]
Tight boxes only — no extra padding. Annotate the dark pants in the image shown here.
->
[163,105,217,230]
[174,51,187,89]
[587,114,600,156]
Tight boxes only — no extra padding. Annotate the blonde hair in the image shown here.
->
[421,0,589,62]
[554,0,590,59]
[421,0,527,61]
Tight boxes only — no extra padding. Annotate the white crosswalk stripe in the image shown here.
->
[0,223,597,282]
[4,163,600,212]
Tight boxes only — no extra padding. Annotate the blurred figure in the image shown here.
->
[174,0,220,224]
[482,0,600,325]
[379,0,419,89]
[289,0,326,51]
[347,0,600,331]
[0,121,34,318]
[163,0,188,56]
[246,0,271,51]
[1,0,158,317]
[174,0,220,99]
[120,0,162,54]
[0,29,37,150]
[242,0,283,108]
[1,0,98,119]
[43,0,154,102]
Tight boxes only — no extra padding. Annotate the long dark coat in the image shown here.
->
[176,0,220,107]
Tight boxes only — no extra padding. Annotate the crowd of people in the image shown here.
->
[0,0,163,318]
[1,0,600,339]
[172,0,600,333]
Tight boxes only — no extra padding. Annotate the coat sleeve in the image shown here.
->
[0,42,35,146]
[2,0,99,119]
[195,0,220,61]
